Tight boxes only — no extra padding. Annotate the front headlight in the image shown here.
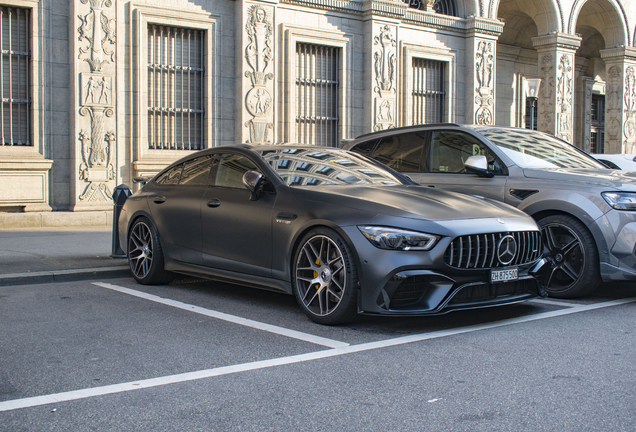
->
[602,192,636,211]
[358,226,439,251]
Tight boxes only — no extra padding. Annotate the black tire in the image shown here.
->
[127,217,173,285]
[538,214,600,298]
[292,227,359,325]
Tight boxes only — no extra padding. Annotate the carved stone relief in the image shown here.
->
[244,5,273,144]
[624,66,636,151]
[539,55,554,131]
[77,0,116,203]
[373,25,396,131]
[474,40,494,125]
[556,54,573,142]
[78,0,116,73]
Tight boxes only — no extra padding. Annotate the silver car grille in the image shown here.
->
[444,231,542,269]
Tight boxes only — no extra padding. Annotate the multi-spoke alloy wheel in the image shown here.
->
[293,228,358,325]
[129,220,154,280]
[127,217,172,285]
[538,214,600,298]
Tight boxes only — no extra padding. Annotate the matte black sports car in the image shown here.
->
[119,145,546,324]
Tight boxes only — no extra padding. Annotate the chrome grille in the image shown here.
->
[444,231,541,269]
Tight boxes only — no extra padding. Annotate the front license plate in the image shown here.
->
[491,268,518,283]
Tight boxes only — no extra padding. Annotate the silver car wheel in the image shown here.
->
[541,222,584,291]
[128,221,154,279]
[295,235,347,317]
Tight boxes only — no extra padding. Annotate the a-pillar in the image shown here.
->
[600,48,636,154]
[532,33,581,143]
[465,17,502,126]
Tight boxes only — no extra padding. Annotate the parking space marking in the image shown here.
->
[91,282,349,349]
[529,298,577,308]
[2,296,634,413]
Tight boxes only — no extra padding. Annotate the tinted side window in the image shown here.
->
[431,130,506,175]
[372,132,426,172]
[155,164,183,185]
[350,139,378,157]
[180,155,216,186]
[212,153,260,189]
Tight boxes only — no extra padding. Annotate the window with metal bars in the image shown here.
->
[295,43,339,147]
[0,6,30,146]
[411,58,445,125]
[147,24,204,150]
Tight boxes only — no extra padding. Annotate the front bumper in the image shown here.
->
[341,226,544,316]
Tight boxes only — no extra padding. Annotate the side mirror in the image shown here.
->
[464,155,494,178]
[242,170,264,201]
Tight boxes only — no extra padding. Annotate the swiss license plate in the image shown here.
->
[491,268,518,283]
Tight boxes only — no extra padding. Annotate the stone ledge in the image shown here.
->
[0,211,114,229]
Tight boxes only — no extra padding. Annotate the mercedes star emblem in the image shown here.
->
[497,235,518,265]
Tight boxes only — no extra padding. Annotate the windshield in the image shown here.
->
[259,148,406,186]
[475,128,607,169]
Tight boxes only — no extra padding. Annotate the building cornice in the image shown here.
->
[532,33,581,51]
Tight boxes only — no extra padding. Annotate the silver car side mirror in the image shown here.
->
[464,155,494,178]
[243,170,264,201]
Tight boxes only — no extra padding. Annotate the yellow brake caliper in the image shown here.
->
[314,259,320,289]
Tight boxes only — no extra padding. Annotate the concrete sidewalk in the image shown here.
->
[0,226,130,286]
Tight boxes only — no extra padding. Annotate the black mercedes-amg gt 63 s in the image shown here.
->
[118,145,546,324]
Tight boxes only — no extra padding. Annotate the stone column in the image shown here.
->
[237,1,276,144]
[71,0,117,210]
[465,18,502,126]
[600,48,636,154]
[532,33,580,143]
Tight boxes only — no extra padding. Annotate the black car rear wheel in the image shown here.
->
[538,214,600,298]
[128,217,173,285]
[293,228,358,325]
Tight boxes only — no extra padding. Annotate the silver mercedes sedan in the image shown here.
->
[345,124,636,298]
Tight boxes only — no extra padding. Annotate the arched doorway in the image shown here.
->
[571,0,629,153]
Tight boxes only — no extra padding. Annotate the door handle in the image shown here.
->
[153,196,166,204]
[206,199,221,208]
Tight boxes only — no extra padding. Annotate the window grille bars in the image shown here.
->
[295,43,339,147]
[0,6,30,146]
[412,58,445,125]
[148,24,204,150]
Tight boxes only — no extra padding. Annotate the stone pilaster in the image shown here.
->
[372,23,398,131]
[71,0,117,210]
[465,17,502,126]
[237,1,276,144]
[600,48,636,154]
[532,33,580,143]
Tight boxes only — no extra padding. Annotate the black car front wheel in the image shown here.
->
[128,217,173,285]
[292,228,358,325]
[538,214,600,298]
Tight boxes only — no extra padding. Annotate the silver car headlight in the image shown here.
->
[602,192,636,211]
[358,226,439,251]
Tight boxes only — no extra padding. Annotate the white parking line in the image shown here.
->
[1,296,634,413]
[529,298,578,308]
[91,282,349,349]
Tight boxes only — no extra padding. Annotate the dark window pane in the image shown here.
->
[373,132,425,172]
[212,154,259,189]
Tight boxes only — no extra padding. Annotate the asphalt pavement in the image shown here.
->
[0,226,130,286]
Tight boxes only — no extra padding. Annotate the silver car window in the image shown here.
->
[478,128,606,169]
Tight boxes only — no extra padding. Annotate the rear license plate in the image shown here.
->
[491,268,518,283]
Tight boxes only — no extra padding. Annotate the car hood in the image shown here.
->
[290,184,530,222]
[523,168,636,190]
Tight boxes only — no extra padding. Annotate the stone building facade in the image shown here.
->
[1,0,635,214]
